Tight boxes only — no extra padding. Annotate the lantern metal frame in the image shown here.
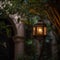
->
[32,20,47,59]
[32,20,47,39]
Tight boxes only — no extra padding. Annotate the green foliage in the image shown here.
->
[26,39,33,45]
[0,0,48,26]
[0,21,12,37]
[0,0,47,16]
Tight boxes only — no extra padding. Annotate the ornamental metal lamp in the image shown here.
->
[33,20,47,39]
[32,20,47,59]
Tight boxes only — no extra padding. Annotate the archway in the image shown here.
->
[0,17,17,60]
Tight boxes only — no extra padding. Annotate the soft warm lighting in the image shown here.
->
[33,27,35,35]
[32,20,47,37]
[44,27,47,35]
[37,27,43,35]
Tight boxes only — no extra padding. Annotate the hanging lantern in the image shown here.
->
[33,20,47,38]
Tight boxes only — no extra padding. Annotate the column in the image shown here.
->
[51,39,58,60]
[13,36,24,60]
[9,14,25,60]
[13,21,25,60]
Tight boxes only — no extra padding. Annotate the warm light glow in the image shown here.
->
[33,20,47,37]
[37,27,43,35]
[38,28,43,33]
[44,27,47,35]
[33,27,35,35]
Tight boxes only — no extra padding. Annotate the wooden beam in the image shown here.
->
[49,7,60,28]
[44,10,60,34]
[53,8,60,22]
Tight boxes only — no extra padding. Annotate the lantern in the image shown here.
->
[33,20,47,38]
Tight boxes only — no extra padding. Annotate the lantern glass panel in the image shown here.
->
[37,27,43,35]
[44,27,47,35]
[33,27,35,35]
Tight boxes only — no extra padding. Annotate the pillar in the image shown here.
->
[13,21,25,60]
[13,36,24,60]
[36,40,40,56]
[51,39,58,60]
